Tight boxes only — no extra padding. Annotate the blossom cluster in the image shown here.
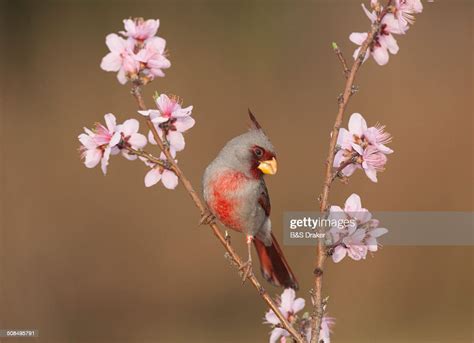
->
[79,18,195,190]
[139,93,195,154]
[328,194,388,263]
[78,114,146,174]
[100,18,170,84]
[350,0,424,65]
[264,288,334,343]
[334,112,393,183]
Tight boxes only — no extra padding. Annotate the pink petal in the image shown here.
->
[100,53,121,71]
[292,298,305,313]
[349,32,368,45]
[138,110,151,117]
[172,105,193,118]
[121,150,137,161]
[361,4,377,22]
[344,193,362,213]
[147,36,166,53]
[104,113,117,132]
[167,131,185,151]
[128,133,147,148]
[84,148,101,168]
[380,34,399,54]
[333,150,346,168]
[372,46,390,66]
[280,288,296,313]
[270,328,287,343]
[353,209,372,225]
[378,144,394,154]
[121,119,139,136]
[351,228,367,242]
[116,69,128,84]
[264,310,279,325]
[174,116,195,132]
[148,130,157,145]
[109,132,121,147]
[151,115,169,124]
[100,146,112,175]
[342,163,358,177]
[364,166,378,182]
[351,142,364,155]
[144,168,162,187]
[79,133,97,150]
[122,19,136,36]
[366,236,378,252]
[332,246,347,263]
[161,170,178,189]
[156,94,172,113]
[348,113,367,136]
[336,128,351,148]
[149,68,166,78]
[105,33,125,52]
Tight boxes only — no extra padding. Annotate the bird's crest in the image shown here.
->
[248,108,263,131]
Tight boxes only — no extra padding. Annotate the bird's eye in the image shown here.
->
[254,147,264,157]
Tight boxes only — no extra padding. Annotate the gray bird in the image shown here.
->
[202,111,298,289]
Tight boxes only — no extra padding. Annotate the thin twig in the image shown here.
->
[310,2,392,340]
[130,84,305,343]
[122,145,173,170]
[331,152,359,182]
[332,42,350,78]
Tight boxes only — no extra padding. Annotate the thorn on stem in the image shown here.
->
[313,268,323,277]
[337,93,344,104]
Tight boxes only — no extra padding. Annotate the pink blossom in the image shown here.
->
[143,152,179,189]
[78,113,121,174]
[350,5,401,66]
[329,194,388,263]
[334,113,392,183]
[361,145,388,182]
[393,0,423,33]
[100,34,139,84]
[264,288,305,343]
[120,18,160,41]
[136,37,171,79]
[139,94,195,152]
[117,119,147,160]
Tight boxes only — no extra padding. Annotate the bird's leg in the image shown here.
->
[199,208,216,226]
[239,235,254,283]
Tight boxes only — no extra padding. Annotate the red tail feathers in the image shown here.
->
[253,233,299,290]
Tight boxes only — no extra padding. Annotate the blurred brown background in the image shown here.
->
[0,0,472,342]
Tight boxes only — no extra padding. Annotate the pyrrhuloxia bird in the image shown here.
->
[202,111,298,290]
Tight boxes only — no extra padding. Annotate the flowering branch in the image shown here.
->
[130,83,306,343]
[310,2,400,342]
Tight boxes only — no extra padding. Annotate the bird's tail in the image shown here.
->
[253,233,299,290]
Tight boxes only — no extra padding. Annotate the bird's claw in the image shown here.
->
[199,209,215,226]
[239,260,253,284]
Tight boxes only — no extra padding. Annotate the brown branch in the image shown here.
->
[122,145,173,170]
[310,6,391,340]
[130,84,305,343]
[331,152,359,182]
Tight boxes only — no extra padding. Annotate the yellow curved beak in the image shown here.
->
[257,157,277,175]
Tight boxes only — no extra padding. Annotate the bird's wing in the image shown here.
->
[258,180,271,217]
